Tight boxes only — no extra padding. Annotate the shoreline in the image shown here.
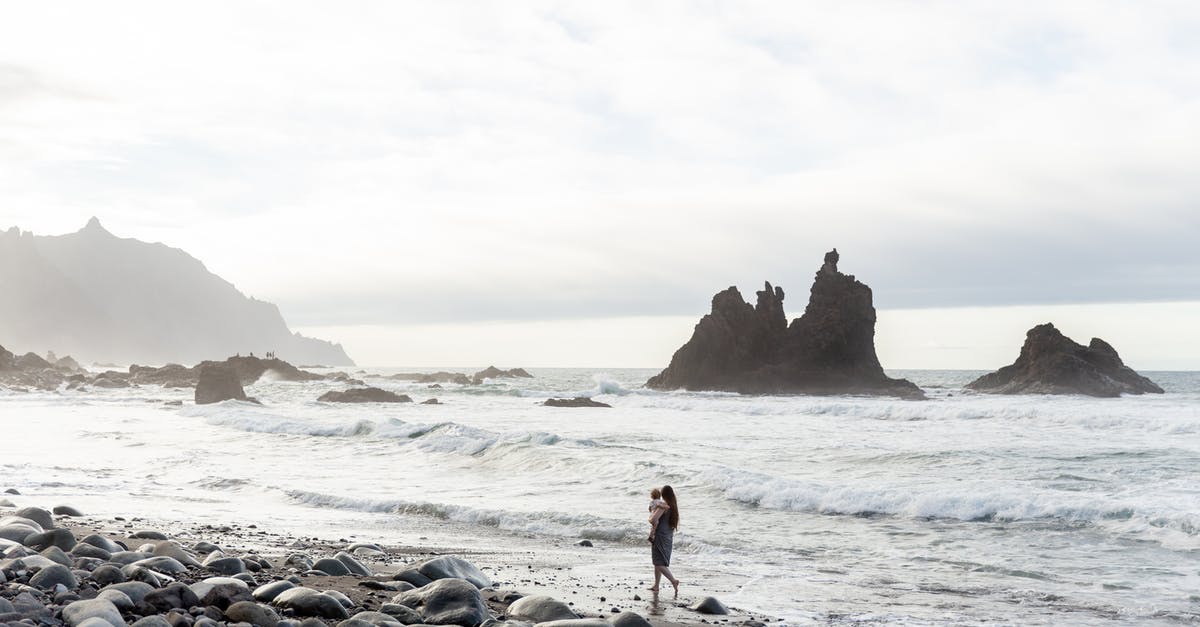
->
[1,503,780,626]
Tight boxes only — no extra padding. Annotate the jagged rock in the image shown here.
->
[966,323,1164,397]
[543,398,611,408]
[15,352,52,370]
[0,343,14,369]
[647,250,923,398]
[198,355,326,384]
[195,364,249,404]
[471,366,533,385]
[318,387,412,403]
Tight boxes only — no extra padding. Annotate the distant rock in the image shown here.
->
[0,343,14,369]
[317,387,413,403]
[471,366,533,385]
[389,371,472,385]
[966,323,1164,397]
[646,250,923,399]
[544,397,611,408]
[198,355,325,384]
[15,352,52,370]
[195,364,249,404]
[420,398,441,405]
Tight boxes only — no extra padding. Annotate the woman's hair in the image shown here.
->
[650,488,661,499]
[661,485,679,530]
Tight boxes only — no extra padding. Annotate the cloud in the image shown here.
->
[1,2,1199,327]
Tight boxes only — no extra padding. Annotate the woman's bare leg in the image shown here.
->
[650,566,662,591]
[659,566,680,596]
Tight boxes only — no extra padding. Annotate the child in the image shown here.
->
[647,488,668,541]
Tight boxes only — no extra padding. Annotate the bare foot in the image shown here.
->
[672,580,680,596]
[648,586,659,592]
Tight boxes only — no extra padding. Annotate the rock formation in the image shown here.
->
[966,323,1163,397]
[0,218,353,366]
[543,397,612,408]
[646,250,922,398]
[317,387,413,403]
[471,366,533,385]
[195,364,249,404]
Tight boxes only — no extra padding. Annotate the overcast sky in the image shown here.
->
[3,2,1198,367]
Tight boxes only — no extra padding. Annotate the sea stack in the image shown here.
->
[966,323,1163,397]
[646,249,922,398]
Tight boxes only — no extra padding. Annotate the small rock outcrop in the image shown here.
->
[966,323,1163,397]
[646,250,922,398]
[195,364,249,404]
[543,397,612,408]
[317,387,413,403]
[471,366,534,385]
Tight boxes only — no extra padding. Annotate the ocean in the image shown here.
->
[3,368,1199,625]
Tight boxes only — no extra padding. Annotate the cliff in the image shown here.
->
[646,250,922,398]
[966,323,1163,397]
[0,218,353,366]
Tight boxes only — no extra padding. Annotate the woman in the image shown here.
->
[648,484,681,595]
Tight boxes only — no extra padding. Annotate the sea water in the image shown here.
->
[2,368,1199,624]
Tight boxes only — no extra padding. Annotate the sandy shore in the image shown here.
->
[1,504,779,626]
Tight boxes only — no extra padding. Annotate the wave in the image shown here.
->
[286,489,642,542]
[698,466,1200,539]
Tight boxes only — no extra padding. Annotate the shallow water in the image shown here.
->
[3,368,1199,624]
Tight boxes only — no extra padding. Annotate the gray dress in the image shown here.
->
[651,513,673,567]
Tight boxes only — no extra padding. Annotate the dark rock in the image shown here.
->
[15,352,52,370]
[95,589,135,612]
[506,595,577,622]
[30,563,78,590]
[420,398,441,405]
[24,528,76,551]
[690,596,729,615]
[966,323,1164,397]
[416,556,491,589]
[575,540,592,547]
[16,507,54,530]
[471,366,533,385]
[318,387,412,403]
[272,587,351,620]
[131,616,173,627]
[203,556,246,576]
[391,578,489,626]
[131,555,189,575]
[130,530,169,540]
[53,505,84,517]
[195,364,249,404]
[193,541,221,554]
[101,581,156,605]
[312,557,352,576]
[377,603,424,623]
[40,545,73,566]
[108,550,151,565]
[253,580,296,602]
[151,540,202,567]
[534,620,609,627]
[190,577,252,609]
[225,600,282,626]
[611,611,654,627]
[389,372,472,385]
[89,565,127,586]
[81,534,123,553]
[543,398,611,408]
[646,250,923,398]
[142,582,202,613]
[322,588,354,608]
[392,568,433,588]
[347,609,411,625]
[334,551,372,576]
[71,543,112,561]
[61,598,123,626]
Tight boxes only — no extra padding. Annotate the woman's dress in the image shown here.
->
[651,513,673,566]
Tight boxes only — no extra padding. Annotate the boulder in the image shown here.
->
[318,387,413,403]
[416,555,491,588]
[690,596,729,615]
[29,563,78,590]
[542,397,610,408]
[334,550,373,576]
[505,595,577,622]
[61,598,124,627]
[312,557,352,575]
[24,528,76,551]
[72,542,113,560]
[225,600,282,626]
[190,576,252,609]
[966,323,1164,397]
[89,565,127,586]
[272,587,351,620]
[253,579,296,602]
[52,505,84,517]
[141,582,201,613]
[204,555,246,576]
[15,352,52,370]
[471,366,533,385]
[81,534,123,553]
[391,578,489,626]
[16,507,55,530]
[646,250,923,398]
[610,611,653,627]
[39,545,73,566]
[195,363,249,404]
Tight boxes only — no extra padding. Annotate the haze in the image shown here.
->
[3,2,1198,368]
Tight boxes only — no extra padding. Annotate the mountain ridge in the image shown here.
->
[0,218,353,366]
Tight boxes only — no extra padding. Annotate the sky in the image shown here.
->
[2,2,1198,368]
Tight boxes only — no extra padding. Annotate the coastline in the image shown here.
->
[0,503,779,626]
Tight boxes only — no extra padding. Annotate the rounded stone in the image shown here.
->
[96,589,135,611]
[131,617,173,627]
[224,600,282,626]
[40,545,74,566]
[129,530,170,540]
[272,587,351,620]
[72,542,113,560]
[61,598,123,627]
[132,555,189,575]
[142,581,202,613]
[507,595,578,623]
[89,565,127,586]
[252,579,296,602]
[342,610,405,626]
[611,611,654,627]
[101,581,156,605]
[30,564,79,590]
[24,528,77,551]
[311,557,351,576]
[415,555,491,588]
[15,507,54,530]
[204,555,246,576]
[190,576,251,609]
[390,578,488,627]
[53,505,85,517]
[152,541,202,567]
[80,534,123,553]
[334,551,372,576]
[690,596,729,615]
